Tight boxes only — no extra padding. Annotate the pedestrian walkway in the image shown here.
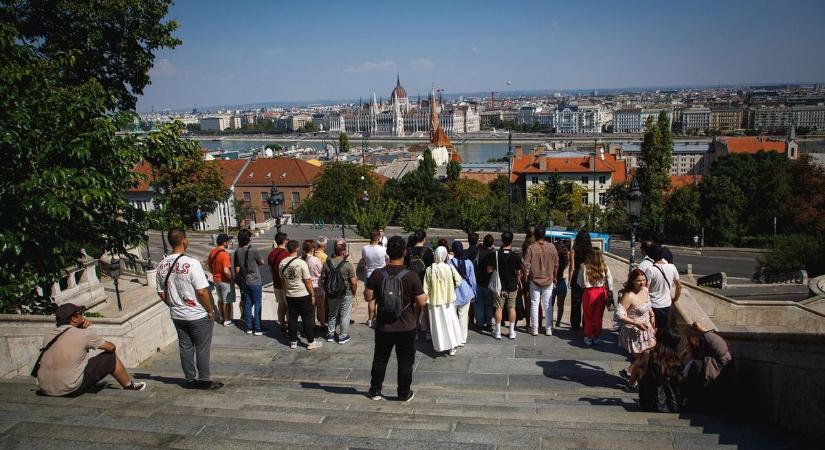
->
[0,292,808,449]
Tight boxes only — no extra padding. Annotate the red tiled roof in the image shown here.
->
[235,158,320,187]
[209,159,249,189]
[511,153,626,184]
[130,161,154,192]
[720,137,785,154]
[670,174,702,189]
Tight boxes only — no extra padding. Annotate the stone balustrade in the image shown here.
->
[37,259,106,309]
[764,269,808,285]
[697,272,727,289]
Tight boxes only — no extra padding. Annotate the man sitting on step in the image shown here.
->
[35,303,146,396]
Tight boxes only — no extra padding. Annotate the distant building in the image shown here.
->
[619,141,709,176]
[748,105,825,132]
[614,108,673,133]
[234,157,321,223]
[709,106,743,132]
[287,114,312,131]
[199,116,231,131]
[681,107,711,133]
[705,131,798,174]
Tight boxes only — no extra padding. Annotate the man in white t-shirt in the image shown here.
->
[636,241,655,273]
[280,240,322,350]
[156,228,222,390]
[362,230,387,327]
[643,243,682,336]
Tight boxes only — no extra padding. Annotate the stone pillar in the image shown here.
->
[80,263,99,284]
[145,268,157,291]
[66,270,78,289]
[50,282,61,297]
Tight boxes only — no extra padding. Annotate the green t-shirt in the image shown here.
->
[321,256,356,296]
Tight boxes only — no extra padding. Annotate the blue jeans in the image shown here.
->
[242,284,263,332]
[474,287,494,328]
[327,294,353,337]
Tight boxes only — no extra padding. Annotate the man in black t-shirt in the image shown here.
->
[365,236,428,402]
[474,234,496,329]
[489,232,522,339]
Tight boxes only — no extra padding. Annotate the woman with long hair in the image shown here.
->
[553,241,570,328]
[637,330,683,412]
[301,240,325,329]
[568,230,592,331]
[576,248,612,346]
[423,246,464,356]
[616,269,656,384]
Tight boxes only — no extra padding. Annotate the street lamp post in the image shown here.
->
[507,131,514,232]
[626,178,643,270]
[592,137,602,229]
[266,183,284,234]
[108,251,123,311]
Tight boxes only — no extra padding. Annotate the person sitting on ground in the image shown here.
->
[681,321,733,412]
[616,269,656,386]
[35,303,146,396]
[636,330,683,413]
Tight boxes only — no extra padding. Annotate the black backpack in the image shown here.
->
[324,259,349,298]
[407,247,427,278]
[377,268,410,323]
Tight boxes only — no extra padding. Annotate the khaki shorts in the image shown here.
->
[494,290,518,310]
[274,288,286,304]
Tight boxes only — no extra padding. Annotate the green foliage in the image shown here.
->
[757,235,825,277]
[338,132,350,153]
[0,23,188,313]
[600,183,630,235]
[699,176,744,245]
[664,186,700,243]
[233,199,253,227]
[788,155,825,236]
[637,112,673,236]
[295,162,379,225]
[398,200,435,233]
[298,121,319,133]
[347,197,396,240]
[455,196,491,238]
[2,0,181,111]
[485,175,521,232]
[446,160,461,181]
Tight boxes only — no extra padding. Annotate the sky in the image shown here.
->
[137,0,825,112]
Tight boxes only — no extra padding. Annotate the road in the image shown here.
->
[609,241,760,281]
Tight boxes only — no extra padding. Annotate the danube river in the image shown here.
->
[195,138,542,163]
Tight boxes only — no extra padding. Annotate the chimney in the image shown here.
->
[539,157,547,171]
[515,146,523,158]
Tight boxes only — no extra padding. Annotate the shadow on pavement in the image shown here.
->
[536,359,627,389]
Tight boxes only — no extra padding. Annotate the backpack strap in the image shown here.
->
[207,248,226,268]
[450,259,471,284]
[164,254,186,299]
[653,264,671,289]
[30,327,72,378]
[280,256,298,277]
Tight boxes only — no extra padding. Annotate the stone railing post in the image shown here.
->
[50,282,61,297]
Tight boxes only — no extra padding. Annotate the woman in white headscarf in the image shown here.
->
[424,246,464,356]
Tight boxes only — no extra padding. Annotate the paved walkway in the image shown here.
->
[0,287,809,449]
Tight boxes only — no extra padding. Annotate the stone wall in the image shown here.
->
[0,300,176,379]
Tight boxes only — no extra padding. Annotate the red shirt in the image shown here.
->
[207,246,231,283]
[268,247,290,289]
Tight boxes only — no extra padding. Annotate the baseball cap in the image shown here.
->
[216,233,232,245]
[55,303,85,325]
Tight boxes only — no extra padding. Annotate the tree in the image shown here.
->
[788,155,825,236]
[397,200,434,233]
[152,155,226,229]
[338,132,350,153]
[757,234,825,277]
[455,196,491,239]
[664,185,700,243]
[600,183,630,235]
[232,199,253,227]
[297,121,318,133]
[295,162,379,225]
[446,160,461,182]
[699,176,745,245]
[2,0,181,111]
[347,197,396,240]
[0,23,189,313]
[636,112,673,237]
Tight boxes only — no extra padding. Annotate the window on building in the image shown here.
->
[599,175,606,184]
[599,193,606,206]
[531,176,539,184]
[582,176,589,184]
[261,192,268,201]
[292,192,300,208]
[263,210,271,220]
[242,192,251,201]
[582,193,589,205]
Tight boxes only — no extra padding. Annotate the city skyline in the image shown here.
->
[137,0,825,112]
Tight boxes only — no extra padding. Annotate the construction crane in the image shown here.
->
[435,88,444,104]
[490,91,498,108]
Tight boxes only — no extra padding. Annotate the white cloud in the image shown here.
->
[410,57,434,72]
[149,58,176,77]
[345,60,395,75]
[471,47,480,53]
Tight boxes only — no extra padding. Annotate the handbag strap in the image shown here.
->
[164,254,186,298]
[30,327,72,377]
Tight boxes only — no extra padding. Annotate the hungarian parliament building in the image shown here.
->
[319,76,481,137]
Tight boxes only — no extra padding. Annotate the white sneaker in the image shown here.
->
[530,328,538,336]
[222,320,232,327]
[545,327,553,336]
[448,348,457,356]
[253,331,263,336]
[508,331,516,340]
[289,341,298,349]
[307,341,323,351]
[245,330,253,335]
[493,330,501,340]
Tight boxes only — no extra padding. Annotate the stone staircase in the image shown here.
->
[0,297,812,449]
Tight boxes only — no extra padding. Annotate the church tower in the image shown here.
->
[787,123,799,160]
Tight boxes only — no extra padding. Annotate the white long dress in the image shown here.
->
[425,252,464,352]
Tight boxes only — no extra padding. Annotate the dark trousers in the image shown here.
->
[287,295,315,343]
[653,306,672,336]
[570,269,583,330]
[173,317,213,382]
[370,329,416,397]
